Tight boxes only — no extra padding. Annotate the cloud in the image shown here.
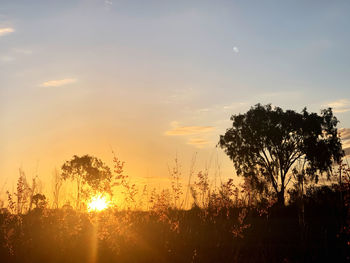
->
[0,48,32,64]
[104,0,113,10]
[340,128,350,141]
[326,99,350,113]
[340,128,350,156]
[165,125,215,136]
[0,55,15,62]
[233,46,239,53]
[12,48,32,55]
[197,108,210,113]
[165,122,215,148]
[187,138,210,147]
[0,27,14,36]
[223,102,247,110]
[194,102,247,115]
[40,78,77,87]
[344,147,350,156]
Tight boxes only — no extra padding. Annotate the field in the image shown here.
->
[1,165,349,263]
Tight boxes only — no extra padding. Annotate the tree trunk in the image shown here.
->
[277,190,285,206]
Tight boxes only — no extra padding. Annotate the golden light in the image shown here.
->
[87,194,109,212]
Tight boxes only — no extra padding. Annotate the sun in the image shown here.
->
[87,194,109,212]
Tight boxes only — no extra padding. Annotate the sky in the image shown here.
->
[1,0,350,193]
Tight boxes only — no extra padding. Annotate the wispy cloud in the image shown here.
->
[340,128,350,156]
[223,102,247,110]
[104,0,113,10]
[340,128,350,141]
[326,99,350,113]
[165,125,214,136]
[165,122,215,148]
[0,55,15,62]
[12,48,32,55]
[105,0,113,6]
[187,138,210,148]
[40,78,77,87]
[0,27,14,36]
[195,102,247,115]
[0,48,32,64]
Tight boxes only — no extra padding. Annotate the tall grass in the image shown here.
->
[0,155,349,262]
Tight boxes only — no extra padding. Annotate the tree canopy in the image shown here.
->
[61,155,112,208]
[219,104,344,205]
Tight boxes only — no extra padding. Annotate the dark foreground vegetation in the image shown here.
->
[0,180,349,263]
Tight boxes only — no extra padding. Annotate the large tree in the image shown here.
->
[61,155,112,209]
[219,104,343,206]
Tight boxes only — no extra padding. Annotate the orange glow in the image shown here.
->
[87,194,109,212]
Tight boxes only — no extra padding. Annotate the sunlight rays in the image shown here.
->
[87,194,109,212]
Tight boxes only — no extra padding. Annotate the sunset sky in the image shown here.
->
[1,0,350,192]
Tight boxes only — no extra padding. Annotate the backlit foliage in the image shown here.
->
[0,151,349,262]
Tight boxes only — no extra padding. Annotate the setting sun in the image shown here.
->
[87,195,109,212]
[1,1,350,262]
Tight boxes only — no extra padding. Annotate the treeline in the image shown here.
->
[0,159,349,262]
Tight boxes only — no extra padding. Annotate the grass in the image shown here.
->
[0,156,349,262]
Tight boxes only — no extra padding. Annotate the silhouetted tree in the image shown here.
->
[32,193,47,209]
[219,104,343,206]
[61,155,112,209]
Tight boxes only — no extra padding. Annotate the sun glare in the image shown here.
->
[87,195,109,212]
